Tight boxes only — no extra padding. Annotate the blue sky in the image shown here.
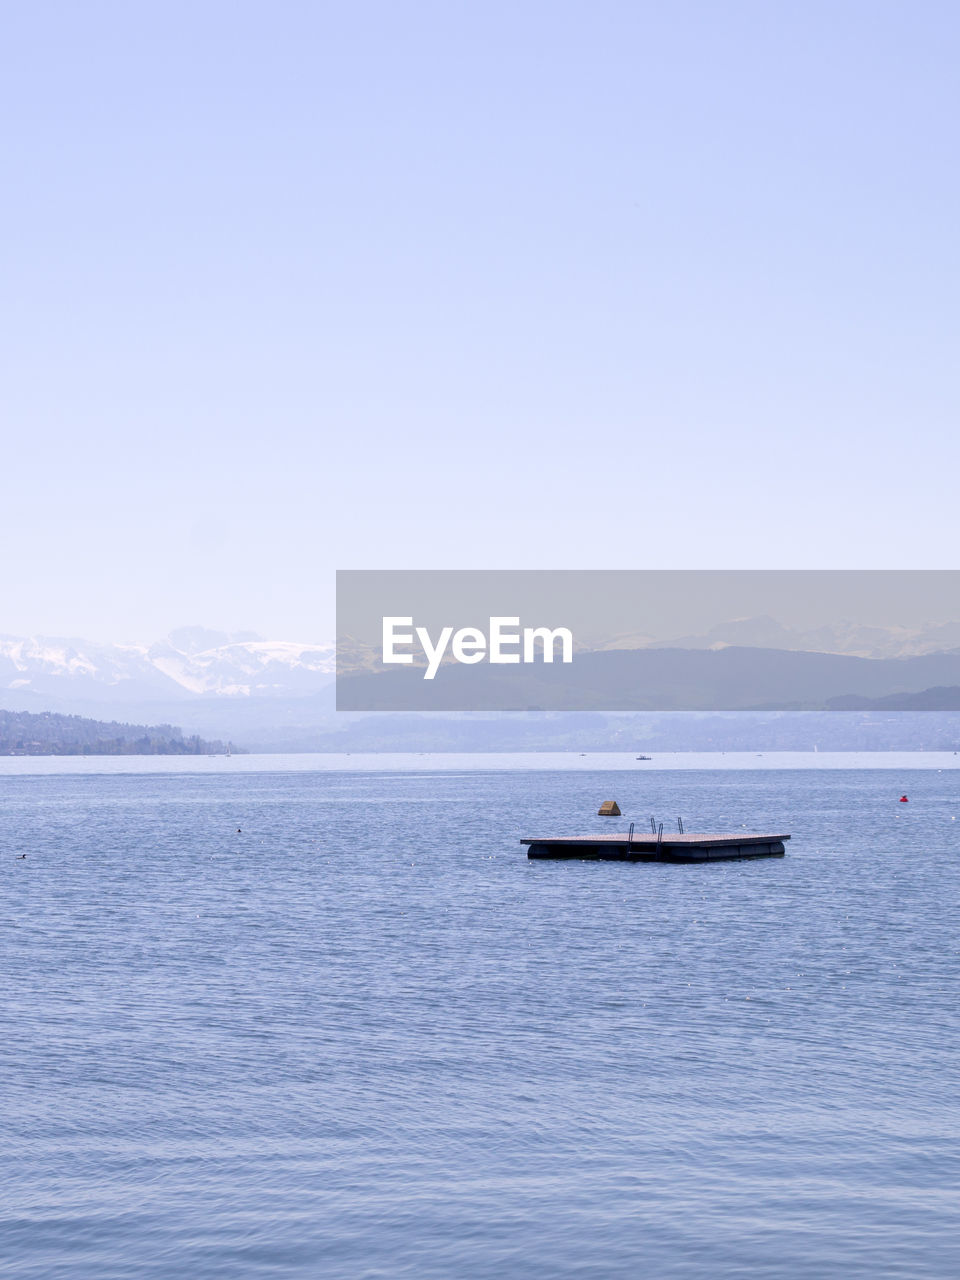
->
[3,1,958,641]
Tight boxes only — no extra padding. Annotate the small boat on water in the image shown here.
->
[635,754,652,761]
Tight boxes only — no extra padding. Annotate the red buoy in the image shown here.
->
[899,795,909,802]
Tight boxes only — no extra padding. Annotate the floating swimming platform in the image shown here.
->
[521,830,789,863]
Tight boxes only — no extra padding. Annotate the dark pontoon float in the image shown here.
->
[521,829,789,863]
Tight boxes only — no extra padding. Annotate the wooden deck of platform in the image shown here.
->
[521,832,790,862]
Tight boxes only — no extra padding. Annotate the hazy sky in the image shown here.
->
[3,1,959,642]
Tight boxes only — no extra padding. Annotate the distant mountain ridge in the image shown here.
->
[5,620,960,748]
[3,616,958,708]
[594,614,960,660]
[338,643,960,712]
[0,630,336,703]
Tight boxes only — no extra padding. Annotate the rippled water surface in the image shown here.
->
[2,763,958,1278]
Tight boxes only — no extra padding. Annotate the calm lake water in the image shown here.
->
[2,756,958,1278]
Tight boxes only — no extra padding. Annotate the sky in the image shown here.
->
[3,1,959,643]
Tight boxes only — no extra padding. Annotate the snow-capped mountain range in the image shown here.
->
[3,616,958,709]
[0,627,336,703]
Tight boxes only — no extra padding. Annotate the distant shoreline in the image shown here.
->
[0,750,957,777]
[0,707,239,757]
